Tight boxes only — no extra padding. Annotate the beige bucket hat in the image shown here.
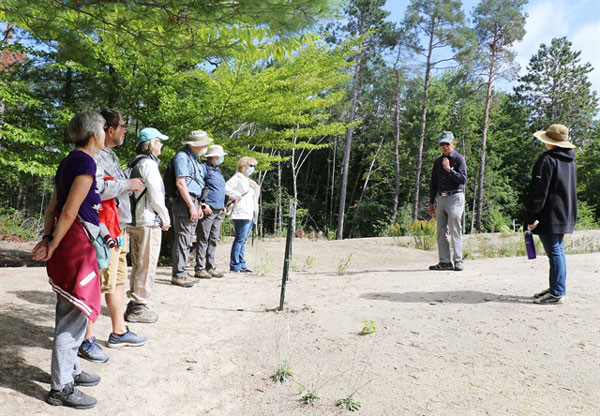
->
[204,144,227,158]
[182,130,213,147]
[533,124,576,149]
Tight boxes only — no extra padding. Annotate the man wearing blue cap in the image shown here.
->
[429,131,467,271]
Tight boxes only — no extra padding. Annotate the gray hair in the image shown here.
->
[67,111,105,147]
[136,139,160,155]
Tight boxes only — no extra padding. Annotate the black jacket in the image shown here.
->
[525,148,577,234]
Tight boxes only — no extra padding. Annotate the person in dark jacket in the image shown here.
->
[429,131,467,271]
[526,124,577,305]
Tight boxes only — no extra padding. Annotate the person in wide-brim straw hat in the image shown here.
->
[525,123,577,305]
[533,124,576,149]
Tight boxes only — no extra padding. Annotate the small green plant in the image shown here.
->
[299,390,319,405]
[359,320,377,335]
[337,394,361,411]
[256,252,272,277]
[290,262,301,272]
[337,254,353,275]
[272,361,293,382]
[409,220,436,250]
[304,255,315,269]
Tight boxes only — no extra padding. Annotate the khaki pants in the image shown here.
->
[101,229,128,294]
[128,226,162,304]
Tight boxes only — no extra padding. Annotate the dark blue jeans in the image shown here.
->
[538,233,567,296]
[230,220,253,271]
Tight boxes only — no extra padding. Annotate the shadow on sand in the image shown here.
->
[360,290,533,304]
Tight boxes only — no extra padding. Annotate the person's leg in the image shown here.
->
[447,193,465,264]
[51,295,88,390]
[206,213,223,271]
[539,233,567,296]
[126,226,160,322]
[172,199,198,278]
[230,220,245,271]
[195,216,212,271]
[239,221,253,270]
[436,198,451,264]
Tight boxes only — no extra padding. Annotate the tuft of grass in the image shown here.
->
[299,390,319,405]
[272,361,293,383]
[337,394,361,412]
[305,255,315,269]
[256,252,272,277]
[337,254,352,275]
[359,320,377,335]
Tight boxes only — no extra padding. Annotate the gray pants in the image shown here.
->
[51,295,87,390]
[436,193,465,264]
[195,211,223,271]
[172,197,201,278]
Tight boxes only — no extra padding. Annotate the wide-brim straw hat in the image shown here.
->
[204,144,227,158]
[533,124,575,149]
[182,130,213,147]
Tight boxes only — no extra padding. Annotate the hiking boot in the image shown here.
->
[533,288,551,298]
[533,292,564,305]
[78,337,109,363]
[47,382,97,409]
[107,326,147,349]
[171,276,196,287]
[194,269,212,279]
[207,269,224,278]
[454,261,464,271]
[429,262,454,271]
[125,302,158,323]
[73,371,100,387]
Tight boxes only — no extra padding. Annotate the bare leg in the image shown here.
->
[105,283,127,335]
[84,321,94,340]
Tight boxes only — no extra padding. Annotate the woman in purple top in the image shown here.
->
[32,112,105,409]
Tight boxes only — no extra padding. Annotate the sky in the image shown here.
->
[383,0,600,95]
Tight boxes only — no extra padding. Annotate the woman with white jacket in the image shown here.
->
[225,156,260,273]
[126,127,171,323]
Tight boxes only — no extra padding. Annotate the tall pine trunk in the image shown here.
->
[475,45,496,232]
[391,65,402,224]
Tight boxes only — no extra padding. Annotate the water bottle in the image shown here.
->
[524,220,539,260]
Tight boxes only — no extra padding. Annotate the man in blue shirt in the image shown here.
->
[171,130,213,287]
[194,144,227,279]
[429,131,467,271]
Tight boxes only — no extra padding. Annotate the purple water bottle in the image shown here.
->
[524,220,539,260]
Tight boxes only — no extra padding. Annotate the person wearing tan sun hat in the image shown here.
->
[526,124,577,305]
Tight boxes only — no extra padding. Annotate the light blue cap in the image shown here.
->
[438,131,455,144]
[139,127,169,143]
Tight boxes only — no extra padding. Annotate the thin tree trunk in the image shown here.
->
[276,156,282,234]
[411,23,436,221]
[329,137,337,229]
[391,67,402,224]
[336,45,364,240]
[475,45,497,232]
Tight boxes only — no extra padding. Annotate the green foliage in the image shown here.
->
[337,254,353,275]
[0,208,43,240]
[359,320,377,335]
[272,361,293,383]
[409,220,437,250]
[575,201,598,230]
[299,390,319,405]
[483,206,511,233]
[337,394,362,412]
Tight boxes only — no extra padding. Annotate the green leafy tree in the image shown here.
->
[472,0,528,231]
[515,37,599,144]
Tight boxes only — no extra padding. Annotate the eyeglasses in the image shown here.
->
[249,164,257,167]
[117,123,127,128]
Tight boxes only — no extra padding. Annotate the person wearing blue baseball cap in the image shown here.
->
[124,127,171,323]
[429,131,467,271]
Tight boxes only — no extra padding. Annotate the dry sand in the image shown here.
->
[1,235,599,415]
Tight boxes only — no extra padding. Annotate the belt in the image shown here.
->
[438,190,463,197]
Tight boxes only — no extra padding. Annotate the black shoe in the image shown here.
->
[47,382,97,409]
[533,288,551,298]
[533,292,564,305]
[73,371,100,387]
[240,268,253,274]
[429,262,454,271]
[454,262,464,271]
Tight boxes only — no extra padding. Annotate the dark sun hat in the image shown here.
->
[533,124,576,149]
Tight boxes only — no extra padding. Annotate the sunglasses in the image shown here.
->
[249,164,257,167]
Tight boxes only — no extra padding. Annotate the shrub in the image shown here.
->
[0,208,43,241]
[409,219,436,250]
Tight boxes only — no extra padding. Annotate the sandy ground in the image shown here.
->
[0,235,599,415]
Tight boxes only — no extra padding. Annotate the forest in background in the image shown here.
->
[0,0,598,240]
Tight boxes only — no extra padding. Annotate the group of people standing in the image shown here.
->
[32,109,260,409]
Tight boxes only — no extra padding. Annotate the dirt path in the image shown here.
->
[1,236,599,415]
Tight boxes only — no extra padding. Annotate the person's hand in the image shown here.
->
[32,239,49,260]
[161,225,171,231]
[442,158,451,172]
[128,178,145,192]
[429,203,435,218]
[528,223,537,231]
[235,195,243,202]
[202,205,213,215]
[189,205,200,221]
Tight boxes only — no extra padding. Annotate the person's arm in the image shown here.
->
[176,177,201,221]
[525,155,554,225]
[140,161,171,229]
[33,175,94,261]
[32,187,58,260]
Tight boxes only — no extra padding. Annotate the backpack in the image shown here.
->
[126,154,152,227]
[163,157,178,199]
